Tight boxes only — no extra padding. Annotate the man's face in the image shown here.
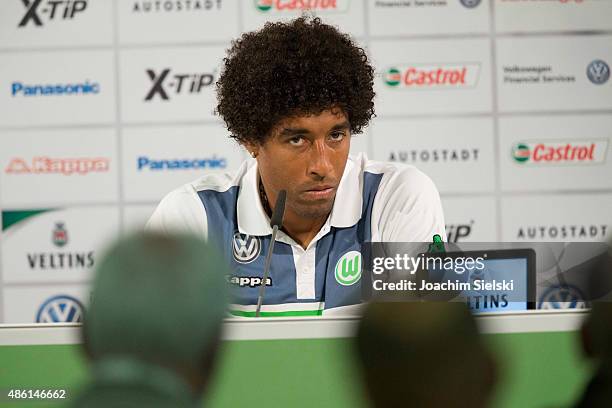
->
[253,108,351,219]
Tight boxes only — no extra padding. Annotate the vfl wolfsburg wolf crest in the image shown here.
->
[335,251,362,286]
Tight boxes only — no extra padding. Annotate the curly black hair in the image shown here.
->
[216,16,375,145]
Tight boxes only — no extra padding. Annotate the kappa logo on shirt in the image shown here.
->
[232,232,261,264]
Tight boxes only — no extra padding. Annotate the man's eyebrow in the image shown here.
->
[330,121,351,131]
[279,127,311,137]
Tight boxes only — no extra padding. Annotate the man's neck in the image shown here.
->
[281,209,328,249]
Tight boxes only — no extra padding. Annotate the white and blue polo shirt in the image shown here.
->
[146,153,445,316]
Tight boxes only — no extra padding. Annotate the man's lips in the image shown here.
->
[302,185,336,200]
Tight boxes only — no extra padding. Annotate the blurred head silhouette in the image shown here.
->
[576,239,612,408]
[354,301,497,408]
[74,231,229,408]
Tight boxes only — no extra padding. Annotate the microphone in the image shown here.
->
[255,190,287,317]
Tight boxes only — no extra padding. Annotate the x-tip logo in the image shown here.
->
[335,251,362,286]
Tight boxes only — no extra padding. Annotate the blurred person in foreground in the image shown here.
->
[355,302,497,408]
[71,231,229,408]
[575,241,612,408]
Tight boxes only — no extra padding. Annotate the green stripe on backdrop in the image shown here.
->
[1,209,52,231]
[0,332,592,408]
[229,309,324,317]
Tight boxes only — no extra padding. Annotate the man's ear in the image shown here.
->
[242,141,260,158]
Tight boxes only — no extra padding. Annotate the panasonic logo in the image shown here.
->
[137,156,228,170]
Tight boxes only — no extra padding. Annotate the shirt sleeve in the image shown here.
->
[145,185,209,240]
[372,166,446,242]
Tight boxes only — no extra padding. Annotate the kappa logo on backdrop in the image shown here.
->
[586,60,610,85]
[254,0,350,13]
[335,251,362,286]
[36,295,84,323]
[144,68,215,101]
[232,232,261,264]
[131,0,222,13]
[511,140,608,165]
[4,156,110,175]
[384,63,481,89]
[18,0,88,27]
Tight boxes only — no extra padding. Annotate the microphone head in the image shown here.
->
[270,190,287,228]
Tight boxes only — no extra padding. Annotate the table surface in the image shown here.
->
[0,309,588,346]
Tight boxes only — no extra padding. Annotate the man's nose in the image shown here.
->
[307,139,334,179]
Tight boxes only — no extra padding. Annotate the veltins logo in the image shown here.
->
[587,60,610,85]
[52,222,68,247]
[511,140,608,165]
[145,68,215,101]
[232,232,261,264]
[335,251,361,286]
[254,0,350,13]
[36,294,84,323]
[538,285,586,310]
[19,0,88,28]
[383,63,481,90]
[459,0,481,8]
[4,156,110,175]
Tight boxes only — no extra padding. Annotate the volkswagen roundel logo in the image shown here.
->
[459,0,481,8]
[36,295,84,323]
[538,285,587,310]
[587,60,610,85]
[232,232,261,264]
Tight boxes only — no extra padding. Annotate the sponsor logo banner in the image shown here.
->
[0,0,112,48]
[442,197,498,242]
[372,117,495,193]
[501,194,612,242]
[368,0,489,36]
[499,115,612,191]
[121,125,244,202]
[1,207,120,284]
[372,39,491,114]
[243,0,364,37]
[118,1,237,44]
[0,128,118,206]
[0,51,115,126]
[496,0,612,33]
[497,36,612,112]
[511,140,608,166]
[119,48,223,123]
[2,285,88,324]
[383,63,481,89]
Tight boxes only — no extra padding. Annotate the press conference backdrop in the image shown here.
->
[1,0,612,324]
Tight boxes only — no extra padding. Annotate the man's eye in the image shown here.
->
[330,132,346,141]
[289,136,305,146]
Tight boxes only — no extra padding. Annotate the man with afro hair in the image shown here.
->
[147,17,445,316]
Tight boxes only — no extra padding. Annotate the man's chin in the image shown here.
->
[292,199,335,220]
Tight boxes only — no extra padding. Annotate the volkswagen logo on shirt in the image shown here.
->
[232,232,261,264]
[587,60,610,85]
[36,295,84,323]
